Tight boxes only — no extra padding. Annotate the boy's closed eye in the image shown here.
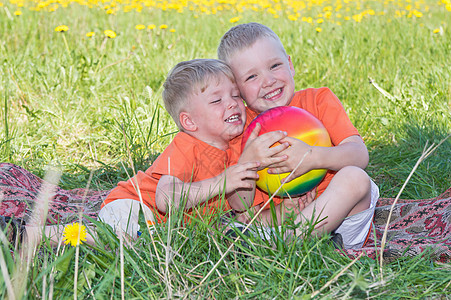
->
[245,74,256,81]
[210,99,221,104]
[271,63,282,69]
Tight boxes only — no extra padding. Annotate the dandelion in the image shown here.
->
[148,24,156,30]
[159,24,168,29]
[63,222,87,247]
[316,27,323,33]
[229,16,240,23]
[104,30,117,38]
[433,28,441,34]
[135,24,146,30]
[317,18,324,24]
[169,28,176,33]
[14,10,22,16]
[55,25,69,32]
[86,32,95,37]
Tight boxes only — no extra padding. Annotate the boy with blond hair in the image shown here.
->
[218,23,379,249]
[100,58,289,237]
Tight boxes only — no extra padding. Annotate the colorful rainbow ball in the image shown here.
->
[241,106,331,197]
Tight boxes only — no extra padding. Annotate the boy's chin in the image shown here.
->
[251,99,290,113]
[227,127,245,140]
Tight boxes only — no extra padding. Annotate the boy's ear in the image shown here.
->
[179,112,198,132]
[288,55,295,77]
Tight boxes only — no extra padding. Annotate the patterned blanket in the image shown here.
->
[1,163,450,262]
[0,163,109,224]
[345,188,451,263]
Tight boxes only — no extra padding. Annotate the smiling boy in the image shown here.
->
[218,23,379,249]
[99,59,288,237]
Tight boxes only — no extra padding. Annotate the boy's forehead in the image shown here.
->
[192,73,235,94]
[232,36,286,60]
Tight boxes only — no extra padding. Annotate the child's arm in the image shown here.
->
[267,135,369,181]
[155,161,260,213]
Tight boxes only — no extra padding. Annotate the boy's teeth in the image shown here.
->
[264,88,282,99]
[225,115,239,123]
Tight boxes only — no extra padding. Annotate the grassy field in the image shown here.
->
[1,0,450,298]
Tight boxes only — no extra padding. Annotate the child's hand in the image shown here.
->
[267,137,315,181]
[240,123,289,169]
[223,161,261,194]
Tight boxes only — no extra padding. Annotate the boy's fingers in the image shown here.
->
[279,136,303,145]
[246,123,261,142]
[242,161,260,170]
[267,142,289,155]
[260,155,288,168]
[257,130,287,146]
[267,166,292,175]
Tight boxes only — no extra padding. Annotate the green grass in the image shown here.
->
[1,0,450,298]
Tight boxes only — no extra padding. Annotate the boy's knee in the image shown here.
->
[338,166,371,197]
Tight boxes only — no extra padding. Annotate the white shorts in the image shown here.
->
[334,179,379,249]
[98,199,155,238]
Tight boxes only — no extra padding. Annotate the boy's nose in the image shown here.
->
[227,97,238,109]
[262,73,276,87]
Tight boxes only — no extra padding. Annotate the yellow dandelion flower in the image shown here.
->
[433,28,441,34]
[14,10,22,16]
[159,24,168,29]
[135,24,145,30]
[148,24,156,30]
[63,222,87,247]
[106,9,114,14]
[55,25,69,32]
[104,30,117,39]
[288,15,297,21]
[316,27,322,33]
[229,16,240,23]
[412,10,423,17]
[169,28,176,33]
[317,18,324,24]
[86,32,95,37]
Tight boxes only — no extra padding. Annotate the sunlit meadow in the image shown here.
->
[1,0,450,298]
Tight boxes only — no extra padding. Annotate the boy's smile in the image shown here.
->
[228,37,296,114]
[182,75,245,150]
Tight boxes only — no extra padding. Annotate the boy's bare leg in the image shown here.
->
[294,166,371,236]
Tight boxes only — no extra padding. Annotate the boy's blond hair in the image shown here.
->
[162,59,236,130]
[217,22,287,63]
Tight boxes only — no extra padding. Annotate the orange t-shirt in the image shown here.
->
[102,132,235,223]
[231,87,360,207]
